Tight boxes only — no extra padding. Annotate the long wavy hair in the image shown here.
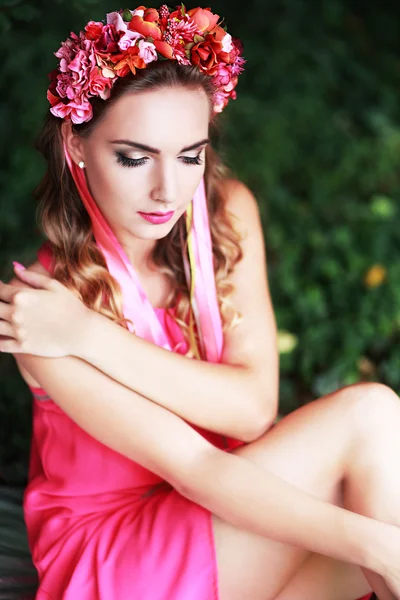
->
[34,61,243,358]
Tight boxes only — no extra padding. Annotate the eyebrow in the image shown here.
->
[109,138,210,154]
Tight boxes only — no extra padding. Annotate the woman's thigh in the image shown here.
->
[211,383,380,600]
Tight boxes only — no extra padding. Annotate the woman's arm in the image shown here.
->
[14,350,385,577]
[66,181,278,441]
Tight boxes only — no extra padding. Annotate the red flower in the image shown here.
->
[112,46,146,77]
[84,21,103,41]
[219,35,244,65]
[128,12,162,40]
[47,69,60,106]
[154,40,174,59]
[94,24,120,56]
[191,27,225,74]
[187,7,220,33]
[143,8,160,23]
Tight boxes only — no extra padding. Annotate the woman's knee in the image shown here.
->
[337,382,400,435]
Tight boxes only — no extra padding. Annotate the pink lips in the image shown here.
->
[138,211,175,224]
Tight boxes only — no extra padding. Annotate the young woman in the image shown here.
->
[0,5,399,600]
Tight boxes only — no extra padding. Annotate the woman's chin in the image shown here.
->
[129,222,175,240]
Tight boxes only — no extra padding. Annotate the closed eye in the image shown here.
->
[116,153,147,168]
[115,152,204,168]
[180,154,203,166]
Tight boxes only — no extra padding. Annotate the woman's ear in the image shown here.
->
[61,121,85,167]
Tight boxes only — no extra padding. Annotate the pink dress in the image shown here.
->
[23,248,244,600]
[23,248,374,600]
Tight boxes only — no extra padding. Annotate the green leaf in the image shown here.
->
[122,9,132,22]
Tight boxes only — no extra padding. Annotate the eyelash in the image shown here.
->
[116,152,203,168]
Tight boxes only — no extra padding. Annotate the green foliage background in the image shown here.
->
[1,0,400,485]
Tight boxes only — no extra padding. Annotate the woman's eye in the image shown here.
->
[180,153,203,166]
[116,151,203,168]
[116,152,148,168]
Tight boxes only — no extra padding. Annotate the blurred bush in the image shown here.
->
[1,0,400,484]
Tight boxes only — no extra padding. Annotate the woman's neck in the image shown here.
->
[120,237,158,274]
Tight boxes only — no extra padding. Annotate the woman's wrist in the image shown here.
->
[363,519,400,577]
[72,307,102,359]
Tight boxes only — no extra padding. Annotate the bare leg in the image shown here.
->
[210,383,400,600]
[274,552,372,600]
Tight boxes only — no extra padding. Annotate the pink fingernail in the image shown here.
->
[13,261,26,270]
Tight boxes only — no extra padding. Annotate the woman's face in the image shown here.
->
[64,86,210,259]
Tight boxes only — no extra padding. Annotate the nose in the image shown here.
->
[150,160,177,206]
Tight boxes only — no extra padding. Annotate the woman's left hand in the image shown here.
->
[0,265,92,357]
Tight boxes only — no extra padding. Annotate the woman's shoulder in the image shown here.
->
[220,177,262,236]
[221,176,259,209]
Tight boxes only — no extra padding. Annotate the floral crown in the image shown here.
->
[47,4,245,125]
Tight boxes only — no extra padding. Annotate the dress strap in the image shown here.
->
[37,241,54,275]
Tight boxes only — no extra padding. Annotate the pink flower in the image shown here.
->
[106,11,128,33]
[107,11,144,51]
[138,40,158,64]
[232,55,246,76]
[176,53,191,65]
[54,36,76,62]
[117,34,134,51]
[56,47,94,99]
[221,33,233,53]
[118,31,144,50]
[212,63,232,87]
[69,48,95,76]
[213,74,238,113]
[50,95,93,124]
[174,16,199,41]
[212,90,226,113]
[55,72,72,99]
[59,57,69,73]
[88,67,113,99]
[221,74,238,95]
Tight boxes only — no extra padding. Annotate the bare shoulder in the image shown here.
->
[218,178,279,421]
[8,259,49,388]
[220,177,266,276]
[222,178,262,235]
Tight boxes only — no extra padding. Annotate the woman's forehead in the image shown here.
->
[92,86,210,150]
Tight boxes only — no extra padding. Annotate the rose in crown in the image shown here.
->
[47,4,245,125]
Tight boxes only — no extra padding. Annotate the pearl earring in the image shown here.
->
[78,161,85,169]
